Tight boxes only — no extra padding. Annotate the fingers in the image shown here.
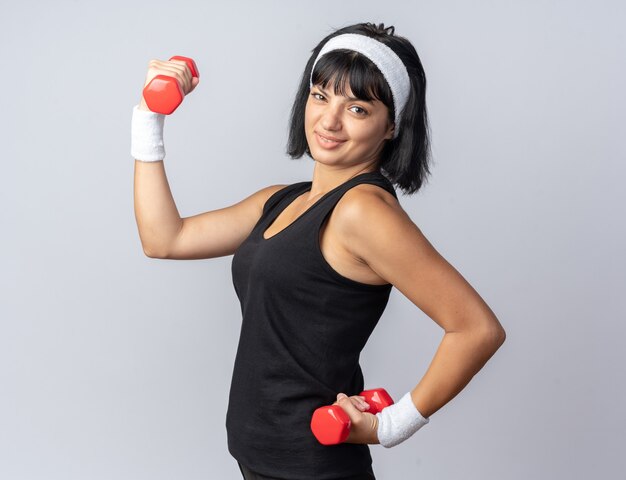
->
[189,76,200,94]
[168,58,193,92]
[333,393,360,428]
[333,393,369,411]
[354,395,370,411]
[145,59,194,95]
[333,393,379,444]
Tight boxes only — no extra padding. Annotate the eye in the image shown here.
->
[349,105,368,116]
[311,92,325,101]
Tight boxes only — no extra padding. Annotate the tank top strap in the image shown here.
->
[255,171,397,244]
[306,170,398,225]
[261,181,311,217]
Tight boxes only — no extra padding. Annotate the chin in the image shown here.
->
[310,152,333,164]
[310,153,352,169]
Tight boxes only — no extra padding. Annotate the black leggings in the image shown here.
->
[237,461,376,480]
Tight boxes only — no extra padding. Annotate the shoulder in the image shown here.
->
[251,183,290,212]
[335,182,405,228]
[343,182,398,208]
[256,183,290,199]
[333,183,416,261]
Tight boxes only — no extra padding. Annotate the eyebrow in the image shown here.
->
[316,86,373,104]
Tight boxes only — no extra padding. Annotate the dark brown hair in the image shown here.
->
[286,22,432,195]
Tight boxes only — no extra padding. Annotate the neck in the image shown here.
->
[307,162,378,199]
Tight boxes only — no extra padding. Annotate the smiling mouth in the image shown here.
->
[315,132,346,145]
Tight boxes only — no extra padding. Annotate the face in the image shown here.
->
[304,80,394,168]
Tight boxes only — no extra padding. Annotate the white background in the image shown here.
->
[1,0,624,478]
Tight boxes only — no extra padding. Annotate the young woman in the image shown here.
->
[131,22,505,480]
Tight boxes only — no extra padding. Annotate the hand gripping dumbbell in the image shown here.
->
[310,388,394,445]
[142,56,199,115]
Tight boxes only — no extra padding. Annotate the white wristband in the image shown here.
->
[131,104,166,162]
[375,391,429,448]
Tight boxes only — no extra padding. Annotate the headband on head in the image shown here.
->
[309,33,410,139]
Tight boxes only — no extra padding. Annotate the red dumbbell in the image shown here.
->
[142,56,199,115]
[310,388,394,445]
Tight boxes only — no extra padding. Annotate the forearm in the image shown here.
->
[410,328,505,418]
[131,99,184,258]
[133,158,182,258]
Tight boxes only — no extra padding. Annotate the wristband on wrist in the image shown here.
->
[375,391,429,448]
[131,104,166,162]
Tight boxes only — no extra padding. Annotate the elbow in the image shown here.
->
[495,327,506,346]
[142,244,167,259]
[138,231,174,259]
[465,319,505,349]
[485,325,506,349]
[143,247,159,258]
[480,314,506,347]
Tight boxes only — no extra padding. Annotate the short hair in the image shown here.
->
[286,22,432,195]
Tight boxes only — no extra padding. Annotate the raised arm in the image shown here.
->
[131,57,287,259]
[134,167,286,260]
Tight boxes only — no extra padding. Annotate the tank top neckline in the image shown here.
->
[261,170,383,242]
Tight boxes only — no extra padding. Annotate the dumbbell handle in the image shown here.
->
[142,56,199,115]
[310,388,394,445]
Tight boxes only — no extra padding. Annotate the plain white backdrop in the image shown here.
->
[1,0,624,478]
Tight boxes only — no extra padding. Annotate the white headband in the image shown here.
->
[309,33,410,139]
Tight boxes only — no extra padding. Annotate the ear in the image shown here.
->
[384,122,395,140]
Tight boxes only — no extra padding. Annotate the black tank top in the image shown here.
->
[226,170,397,479]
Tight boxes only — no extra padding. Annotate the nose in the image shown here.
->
[320,104,342,131]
